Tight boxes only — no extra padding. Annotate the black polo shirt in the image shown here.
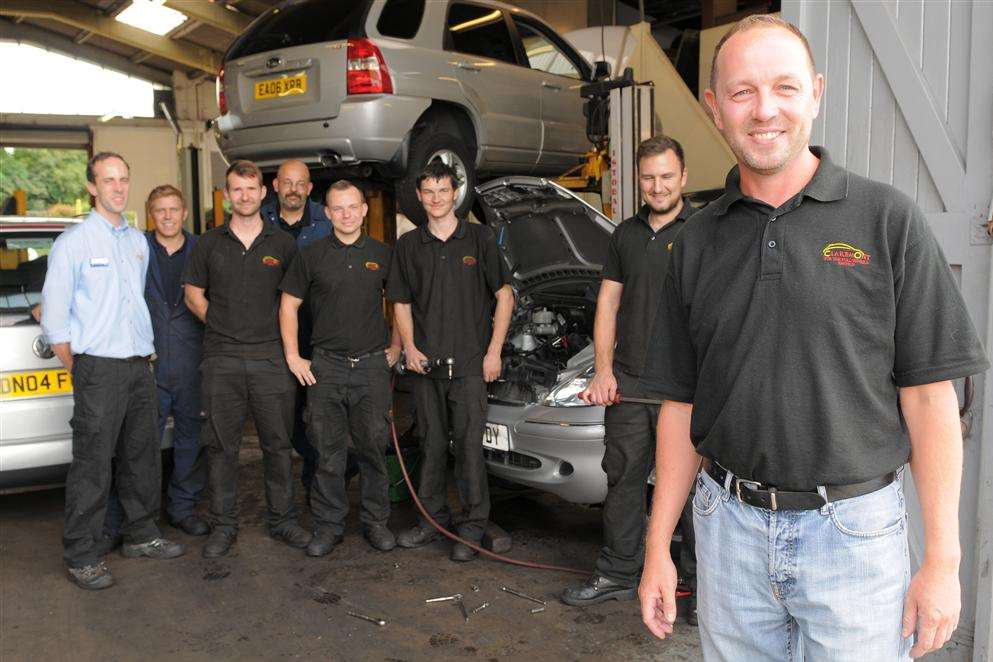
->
[386,219,511,379]
[602,198,694,377]
[277,203,310,241]
[183,222,297,359]
[640,147,988,489]
[152,236,186,306]
[279,233,391,357]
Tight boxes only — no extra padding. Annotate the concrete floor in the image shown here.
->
[0,445,702,661]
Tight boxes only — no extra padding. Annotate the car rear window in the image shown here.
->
[377,0,425,39]
[0,232,57,316]
[226,0,371,61]
[446,4,518,65]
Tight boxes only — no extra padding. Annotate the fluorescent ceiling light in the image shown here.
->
[115,0,187,36]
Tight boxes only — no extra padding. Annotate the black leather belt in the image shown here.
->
[314,347,386,365]
[703,459,895,511]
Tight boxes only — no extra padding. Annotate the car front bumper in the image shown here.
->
[485,402,607,504]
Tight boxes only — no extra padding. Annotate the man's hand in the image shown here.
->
[405,346,429,374]
[582,370,618,406]
[385,345,401,368]
[638,553,679,640]
[286,354,316,386]
[903,562,961,658]
[483,351,502,382]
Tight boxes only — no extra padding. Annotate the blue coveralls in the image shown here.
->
[105,231,205,532]
[260,198,332,491]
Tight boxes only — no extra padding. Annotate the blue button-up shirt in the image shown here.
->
[41,210,155,358]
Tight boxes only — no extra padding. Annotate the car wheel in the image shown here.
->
[396,131,476,225]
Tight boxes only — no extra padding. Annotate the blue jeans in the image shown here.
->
[693,468,913,661]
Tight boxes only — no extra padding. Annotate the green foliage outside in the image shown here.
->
[0,147,91,217]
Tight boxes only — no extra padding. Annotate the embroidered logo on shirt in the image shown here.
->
[261,255,281,266]
[822,243,870,267]
[365,261,380,271]
[667,242,674,252]
[462,256,477,266]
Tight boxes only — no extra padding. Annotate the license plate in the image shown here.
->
[254,73,307,100]
[0,368,72,401]
[483,423,510,452]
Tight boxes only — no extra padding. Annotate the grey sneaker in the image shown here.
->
[121,537,186,559]
[67,562,114,590]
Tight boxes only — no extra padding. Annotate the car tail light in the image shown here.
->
[346,39,393,94]
[217,65,228,115]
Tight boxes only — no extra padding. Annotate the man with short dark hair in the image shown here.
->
[184,159,310,558]
[638,15,988,660]
[386,161,514,562]
[261,159,332,497]
[279,179,401,557]
[562,134,698,610]
[43,152,185,590]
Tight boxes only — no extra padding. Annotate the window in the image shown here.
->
[0,233,58,314]
[377,0,425,39]
[227,0,370,60]
[513,19,583,80]
[446,4,517,65]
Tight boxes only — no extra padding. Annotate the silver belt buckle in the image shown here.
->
[347,356,360,367]
[735,478,763,504]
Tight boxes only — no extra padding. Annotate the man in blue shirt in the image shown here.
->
[42,152,184,591]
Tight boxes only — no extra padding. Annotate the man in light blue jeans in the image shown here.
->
[636,14,989,661]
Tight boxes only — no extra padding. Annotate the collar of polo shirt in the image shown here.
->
[330,232,367,249]
[711,146,850,217]
[419,218,468,243]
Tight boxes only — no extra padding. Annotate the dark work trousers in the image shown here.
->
[291,384,318,490]
[305,349,392,535]
[63,354,162,568]
[201,355,297,535]
[413,375,490,542]
[595,368,697,586]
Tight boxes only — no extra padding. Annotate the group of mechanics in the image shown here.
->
[40,14,987,661]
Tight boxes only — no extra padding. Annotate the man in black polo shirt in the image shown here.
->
[637,15,988,661]
[279,180,401,557]
[562,135,697,611]
[386,161,514,562]
[184,159,311,558]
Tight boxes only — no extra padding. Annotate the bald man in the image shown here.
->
[261,160,333,498]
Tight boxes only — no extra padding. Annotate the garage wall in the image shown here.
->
[91,124,180,230]
[782,2,993,660]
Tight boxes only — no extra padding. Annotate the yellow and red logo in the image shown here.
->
[462,255,477,266]
[822,242,870,267]
[365,261,380,271]
[262,255,281,266]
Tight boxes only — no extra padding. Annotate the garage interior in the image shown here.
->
[1,1,991,661]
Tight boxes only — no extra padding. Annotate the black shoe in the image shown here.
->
[450,541,479,563]
[121,537,186,559]
[396,525,443,549]
[560,574,637,606]
[93,533,123,557]
[202,529,236,558]
[170,514,210,537]
[686,594,698,626]
[306,529,345,557]
[363,524,396,552]
[67,562,114,590]
[270,522,313,549]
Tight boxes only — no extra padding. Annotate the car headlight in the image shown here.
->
[543,371,594,407]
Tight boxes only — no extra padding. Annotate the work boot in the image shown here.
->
[686,593,698,626]
[363,524,396,552]
[121,537,186,560]
[396,525,443,549]
[202,529,236,558]
[93,533,123,557]
[450,541,479,563]
[67,562,115,590]
[270,522,313,549]
[170,514,210,537]
[560,574,637,606]
[307,529,345,557]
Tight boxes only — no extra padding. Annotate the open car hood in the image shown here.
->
[475,177,615,292]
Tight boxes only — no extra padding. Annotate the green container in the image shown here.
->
[387,447,421,503]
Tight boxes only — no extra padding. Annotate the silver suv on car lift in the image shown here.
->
[215,0,594,223]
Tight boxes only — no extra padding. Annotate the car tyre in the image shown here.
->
[396,130,476,225]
